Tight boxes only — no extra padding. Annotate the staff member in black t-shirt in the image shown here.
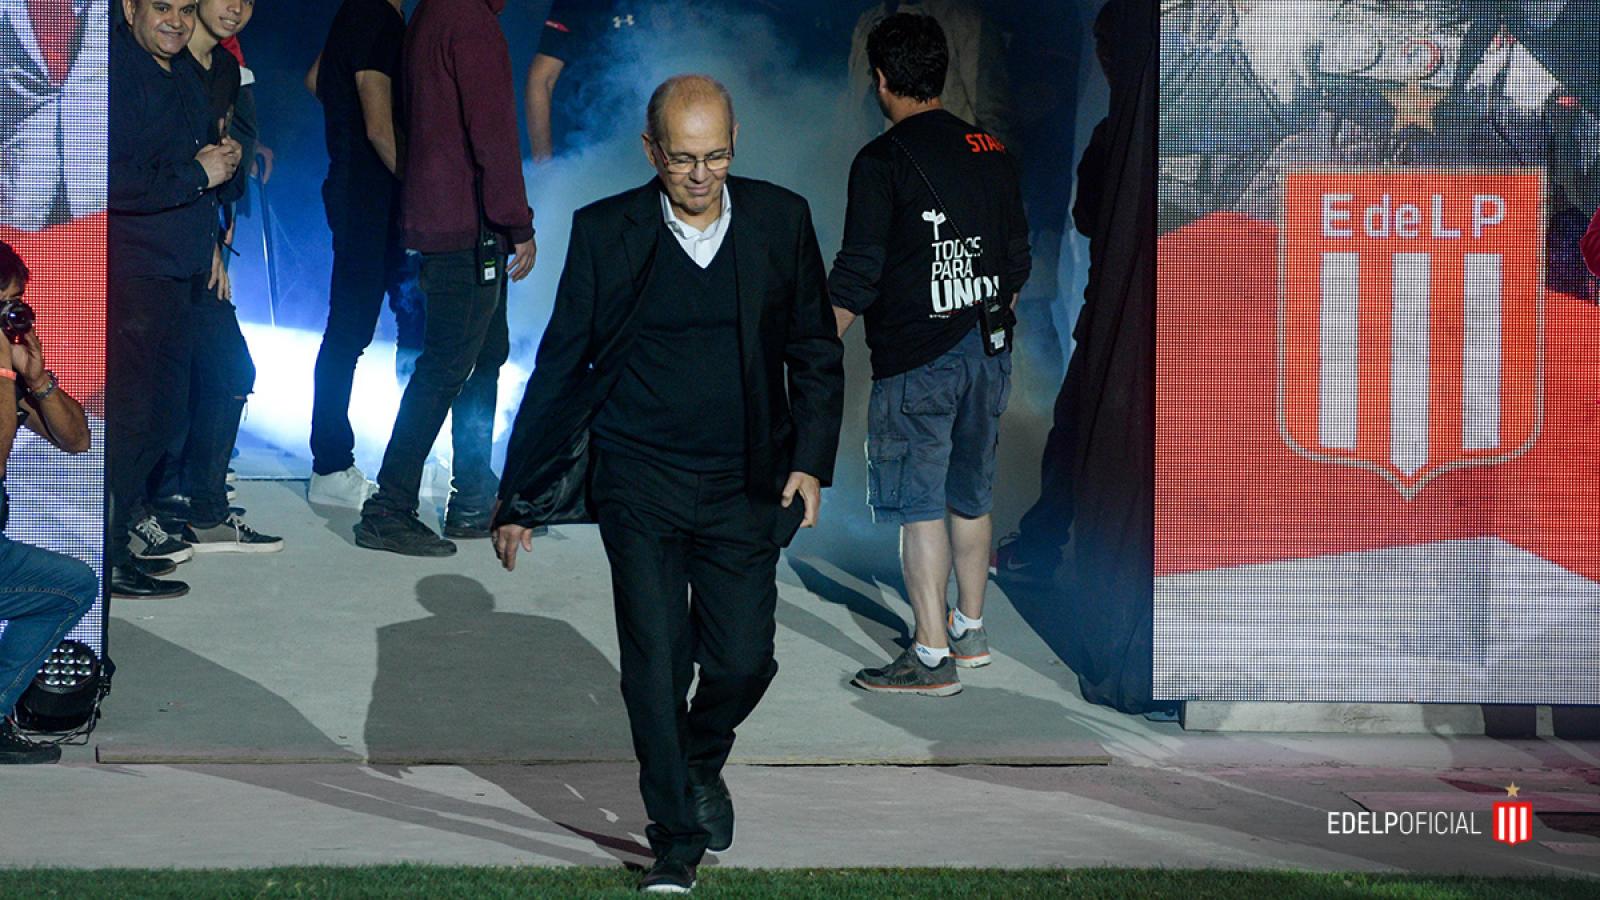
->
[830,13,1030,697]
[523,0,650,161]
[304,0,411,509]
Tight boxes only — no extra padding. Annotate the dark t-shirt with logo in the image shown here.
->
[829,109,1030,379]
[536,0,652,156]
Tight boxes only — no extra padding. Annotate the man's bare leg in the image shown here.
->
[949,511,992,620]
[900,518,952,648]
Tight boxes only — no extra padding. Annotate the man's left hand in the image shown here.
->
[9,329,45,387]
[208,246,232,302]
[781,471,821,529]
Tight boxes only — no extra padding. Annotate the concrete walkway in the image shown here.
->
[6,481,1599,876]
[4,756,1600,875]
[93,480,1109,765]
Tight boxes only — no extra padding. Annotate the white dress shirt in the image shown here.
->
[660,185,732,269]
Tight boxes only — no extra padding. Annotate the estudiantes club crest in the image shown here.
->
[1277,171,1546,499]
[1493,801,1533,846]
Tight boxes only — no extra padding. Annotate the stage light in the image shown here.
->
[15,640,114,734]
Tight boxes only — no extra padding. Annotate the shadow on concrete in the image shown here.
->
[845,683,1111,763]
[188,762,624,866]
[305,499,363,548]
[784,555,907,662]
[97,618,363,761]
[364,574,634,763]
[366,574,653,863]
[103,618,635,864]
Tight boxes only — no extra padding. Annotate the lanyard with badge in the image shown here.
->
[889,135,1014,356]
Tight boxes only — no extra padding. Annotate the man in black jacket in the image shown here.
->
[108,0,242,598]
[492,75,843,893]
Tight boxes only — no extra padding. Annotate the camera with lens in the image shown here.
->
[0,296,34,343]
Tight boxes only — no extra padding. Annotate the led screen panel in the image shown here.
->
[0,1,109,656]
[1156,0,1600,702]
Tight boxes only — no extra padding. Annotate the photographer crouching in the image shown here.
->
[0,241,96,765]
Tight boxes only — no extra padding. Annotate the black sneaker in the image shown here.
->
[442,495,493,539]
[354,511,457,557]
[639,858,697,894]
[110,564,189,599]
[990,532,1058,581]
[0,718,60,764]
[851,648,962,696]
[132,516,194,564]
[690,776,734,853]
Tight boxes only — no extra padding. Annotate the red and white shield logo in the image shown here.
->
[1494,801,1533,845]
[1278,171,1546,498]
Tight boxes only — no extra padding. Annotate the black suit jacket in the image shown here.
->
[494,176,846,529]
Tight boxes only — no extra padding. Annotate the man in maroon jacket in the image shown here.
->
[356,0,536,556]
[1585,208,1600,278]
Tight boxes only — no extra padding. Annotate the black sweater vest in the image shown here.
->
[591,221,746,472]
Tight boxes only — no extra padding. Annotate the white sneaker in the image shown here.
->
[307,466,376,509]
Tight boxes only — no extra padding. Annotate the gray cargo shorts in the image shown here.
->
[865,328,1012,525]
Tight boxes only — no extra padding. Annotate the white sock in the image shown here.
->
[951,610,984,638]
[914,642,950,668]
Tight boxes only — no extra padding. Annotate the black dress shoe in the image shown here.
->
[130,555,177,578]
[442,497,493,539]
[639,857,696,893]
[110,564,189,599]
[690,775,734,853]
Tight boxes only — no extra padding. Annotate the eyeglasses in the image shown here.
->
[654,141,734,175]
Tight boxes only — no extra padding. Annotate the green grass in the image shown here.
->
[0,867,1593,899]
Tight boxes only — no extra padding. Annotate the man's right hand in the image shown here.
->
[508,238,537,282]
[196,138,243,189]
[493,522,536,572]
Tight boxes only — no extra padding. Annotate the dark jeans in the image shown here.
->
[108,273,200,566]
[592,449,782,865]
[182,299,257,526]
[152,295,257,527]
[366,249,507,515]
[0,536,98,719]
[310,179,424,476]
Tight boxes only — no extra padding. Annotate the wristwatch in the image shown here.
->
[29,370,57,401]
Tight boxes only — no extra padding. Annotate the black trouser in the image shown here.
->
[167,298,255,527]
[107,272,200,566]
[366,249,507,515]
[592,449,782,865]
[310,178,421,476]
[1015,323,1087,563]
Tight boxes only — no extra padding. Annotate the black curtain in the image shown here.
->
[1054,0,1162,715]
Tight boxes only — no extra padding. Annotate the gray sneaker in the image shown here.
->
[184,514,284,554]
[851,648,961,696]
[947,611,992,668]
